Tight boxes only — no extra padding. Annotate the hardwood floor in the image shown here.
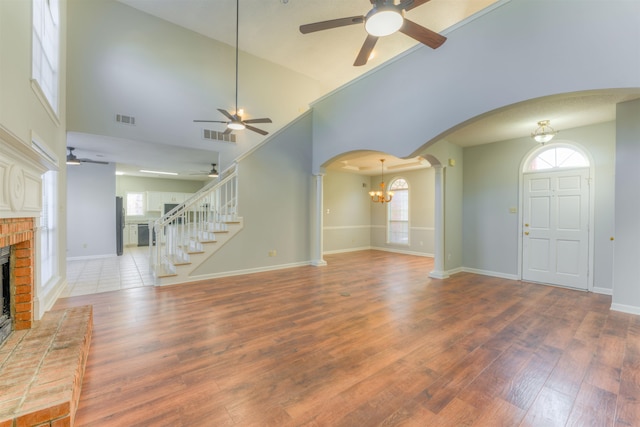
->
[53,250,640,426]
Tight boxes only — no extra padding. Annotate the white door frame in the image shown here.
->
[517,141,596,291]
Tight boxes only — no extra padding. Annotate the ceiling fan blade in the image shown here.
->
[217,109,236,121]
[300,16,364,34]
[404,0,432,12]
[399,19,446,49]
[193,120,228,123]
[223,127,233,135]
[80,159,109,165]
[243,118,272,124]
[245,125,269,136]
[354,34,378,67]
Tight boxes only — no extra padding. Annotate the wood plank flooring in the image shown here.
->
[53,250,640,426]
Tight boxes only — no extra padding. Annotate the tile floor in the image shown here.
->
[62,246,155,297]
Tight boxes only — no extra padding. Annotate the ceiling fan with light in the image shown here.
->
[194,0,272,136]
[66,147,108,165]
[300,0,447,67]
[190,163,220,178]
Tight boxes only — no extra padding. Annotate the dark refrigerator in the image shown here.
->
[116,196,124,256]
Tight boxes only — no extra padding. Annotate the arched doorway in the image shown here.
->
[519,143,594,290]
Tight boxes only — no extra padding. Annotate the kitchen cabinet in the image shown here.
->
[146,192,164,212]
[145,192,193,212]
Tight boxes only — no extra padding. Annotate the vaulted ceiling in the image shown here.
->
[68,0,639,178]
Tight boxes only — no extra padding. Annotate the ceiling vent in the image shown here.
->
[116,114,136,126]
[203,129,236,143]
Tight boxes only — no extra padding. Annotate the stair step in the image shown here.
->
[199,240,217,244]
[156,264,177,278]
[168,255,191,266]
[186,250,205,254]
[157,271,178,278]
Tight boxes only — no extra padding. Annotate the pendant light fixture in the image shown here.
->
[369,159,394,203]
[531,120,558,144]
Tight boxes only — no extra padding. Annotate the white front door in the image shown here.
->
[522,168,590,290]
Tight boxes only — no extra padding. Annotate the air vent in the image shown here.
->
[203,129,236,143]
[116,114,136,125]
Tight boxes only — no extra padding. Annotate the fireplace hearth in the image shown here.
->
[0,245,10,346]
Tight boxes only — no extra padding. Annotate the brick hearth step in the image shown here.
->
[0,306,92,427]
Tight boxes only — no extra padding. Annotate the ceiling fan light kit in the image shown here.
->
[66,147,108,165]
[531,120,558,144]
[300,0,446,67]
[365,7,404,37]
[208,163,219,178]
[193,0,272,136]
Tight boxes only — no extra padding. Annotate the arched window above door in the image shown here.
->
[526,145,589,172]
[387,178,409,245]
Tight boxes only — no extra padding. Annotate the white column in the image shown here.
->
[311,173,327,266]
[430,165,448,279]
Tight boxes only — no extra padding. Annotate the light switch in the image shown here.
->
[509,207,517,213]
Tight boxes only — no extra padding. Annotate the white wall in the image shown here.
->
[66,0,323,172]
[323,171,372,253]
[191,113,313,276]
[369,167,436,256]
[312,0,640,172]
[0,0,69,317]
[116,176,205,197]
[67,163,117,259]
[462,121,616,288]
[612,99,640,314]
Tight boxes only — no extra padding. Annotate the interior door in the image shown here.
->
[522,168,589,290]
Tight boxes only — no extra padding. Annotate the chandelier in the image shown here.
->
[531,120,558,144]
[369,159,394,203]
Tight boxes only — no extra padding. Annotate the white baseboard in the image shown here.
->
[35,276,67,320]
[461,267,519,281]
[429,270,449,279]
[323,246,372,255]
[610,302,640,315]
[370,246,434,258]
[158,261,312,286]
[66,253,117,262]
[592,286,613,296]
[324,246,433,258]
[445,267,464,276]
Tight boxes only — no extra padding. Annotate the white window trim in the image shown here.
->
[32,0,61,121]
[387,177,410,246]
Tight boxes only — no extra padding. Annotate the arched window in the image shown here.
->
[527,145,589,172]
[387,178,409,245]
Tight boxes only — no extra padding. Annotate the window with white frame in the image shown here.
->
[40,171,58,287]
[387,178,409,245]
[126,192,145,216]
[527,146,589,171]
[32,0,60,114]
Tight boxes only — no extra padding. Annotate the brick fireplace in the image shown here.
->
[1,127,92,426]
[0,217,35,343]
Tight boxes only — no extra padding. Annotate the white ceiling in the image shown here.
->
[72,0,639,178]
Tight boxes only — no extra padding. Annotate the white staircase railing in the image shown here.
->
[149,165,238,279]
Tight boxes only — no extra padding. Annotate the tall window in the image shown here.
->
[126,192,145,216]
[32,0,60,113]
[40,171,58,287]
[387,178,409,245]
